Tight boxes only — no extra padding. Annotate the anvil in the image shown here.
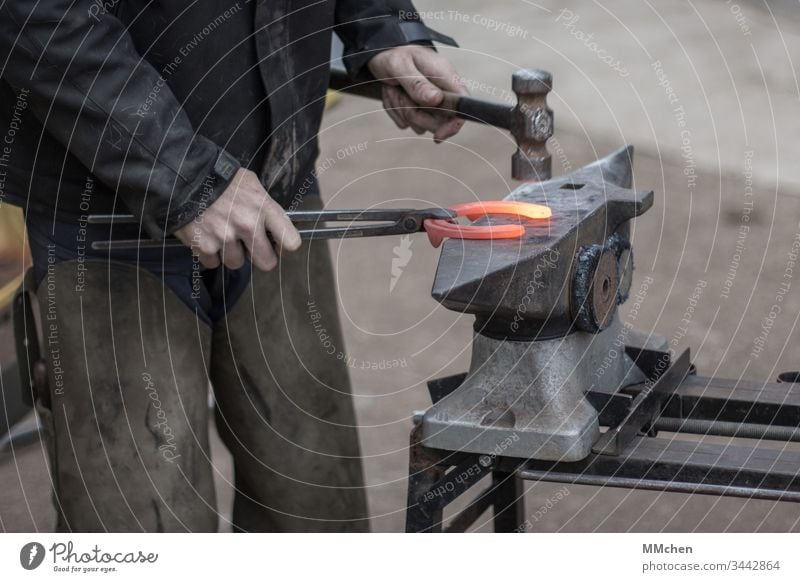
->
[420,146,661,461]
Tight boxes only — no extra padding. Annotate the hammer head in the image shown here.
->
[511,69,554,182]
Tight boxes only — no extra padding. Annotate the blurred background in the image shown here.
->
[3,0,800,532]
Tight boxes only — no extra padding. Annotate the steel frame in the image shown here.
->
[405,348,800,532]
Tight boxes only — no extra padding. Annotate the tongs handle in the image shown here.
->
[87,209,439,225]
[86,208,457,251]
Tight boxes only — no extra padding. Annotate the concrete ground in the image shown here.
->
[3,0,800,532]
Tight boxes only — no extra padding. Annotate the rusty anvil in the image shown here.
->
[420,144,661,461]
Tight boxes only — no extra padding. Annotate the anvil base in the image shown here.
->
[420,321,652,461]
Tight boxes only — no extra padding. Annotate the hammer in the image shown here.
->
[329,68,554,182]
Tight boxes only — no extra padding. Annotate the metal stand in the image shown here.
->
[405,347,800,532]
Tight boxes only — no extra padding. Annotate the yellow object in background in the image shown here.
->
[0,204,30,311]
[325,89,342,110]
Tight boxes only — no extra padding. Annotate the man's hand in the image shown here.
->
[367,45,469,143]
[175,168,301,271]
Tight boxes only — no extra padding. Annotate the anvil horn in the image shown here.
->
[568,144,634,189]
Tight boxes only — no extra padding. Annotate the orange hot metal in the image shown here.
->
[423,200,551,248]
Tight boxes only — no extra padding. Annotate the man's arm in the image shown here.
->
[0,2,237,239]
[334,1,469,142]
[1,3,300,270]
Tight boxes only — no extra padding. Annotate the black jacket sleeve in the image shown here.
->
[334,1,458,80]
[0,2,239,238]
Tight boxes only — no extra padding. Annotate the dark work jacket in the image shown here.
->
[0,1,453,238]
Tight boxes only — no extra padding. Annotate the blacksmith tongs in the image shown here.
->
[87,207,458,252]
[88,200,551,251]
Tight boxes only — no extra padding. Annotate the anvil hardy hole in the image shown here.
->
[777,371,800,384]
[560,183,585,190]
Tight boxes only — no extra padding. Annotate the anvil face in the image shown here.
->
[431,146,653,338]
